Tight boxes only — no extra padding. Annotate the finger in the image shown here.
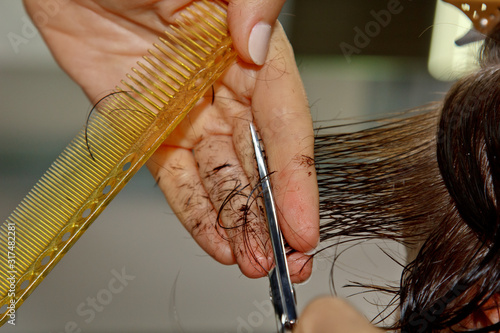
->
[194,135,274,278]
[231,116,260,191]
[231,117,314,284]
[287,252,313,284]
[147,145,235,265]
[227,0,287,65]
[155,0,193,23]
[294,298,384,333]
[252,24,319,254]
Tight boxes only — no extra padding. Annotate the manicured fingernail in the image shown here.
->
[248,22,272,66]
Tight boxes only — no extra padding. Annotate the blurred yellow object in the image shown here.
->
[428,0,485,81]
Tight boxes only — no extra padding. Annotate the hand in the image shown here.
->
[294,298,385,333]
[23,0,319,282]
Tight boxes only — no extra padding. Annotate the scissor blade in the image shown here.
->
[249,123,297,332]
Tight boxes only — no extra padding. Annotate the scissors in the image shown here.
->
[249,123,298,333]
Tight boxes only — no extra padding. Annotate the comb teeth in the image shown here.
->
[0,0,237,325]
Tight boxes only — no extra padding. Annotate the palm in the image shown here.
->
[24,0,318,282]
[25,0,192,97]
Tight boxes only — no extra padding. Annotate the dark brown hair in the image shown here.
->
[314,24,500,332]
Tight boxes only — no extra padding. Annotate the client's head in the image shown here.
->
[315,22,500,332]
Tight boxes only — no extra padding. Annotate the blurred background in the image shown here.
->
[0,0,475,332]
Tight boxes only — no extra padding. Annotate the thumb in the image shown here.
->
[294,297,385,333]
[226,0,287,65]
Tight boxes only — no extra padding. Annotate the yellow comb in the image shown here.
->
[0,0,237,325]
